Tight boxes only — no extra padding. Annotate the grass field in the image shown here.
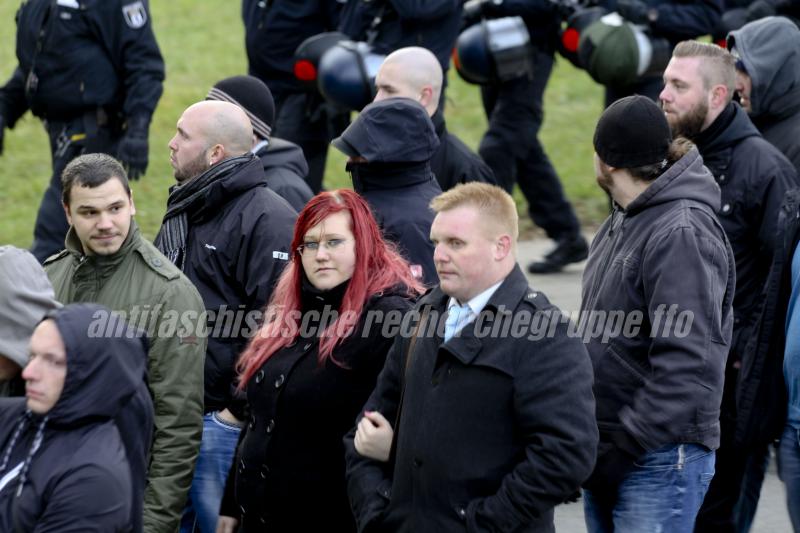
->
[0,2,608,247]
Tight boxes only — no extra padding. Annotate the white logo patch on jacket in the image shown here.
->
[122,1,148,29]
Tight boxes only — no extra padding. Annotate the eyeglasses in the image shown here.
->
[297,238,350,256]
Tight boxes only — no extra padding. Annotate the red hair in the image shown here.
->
[237,189,425,386]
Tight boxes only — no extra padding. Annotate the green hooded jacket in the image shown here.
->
[45,220,206,533]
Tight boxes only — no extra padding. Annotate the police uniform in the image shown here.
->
[0,0,164,262]
[338,0,461,74]
[242,0,345,194]
[475,1,586,272]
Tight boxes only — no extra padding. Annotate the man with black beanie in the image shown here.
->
[332,97,442,286]
[660,40,799,532]
[581,95,735,532]
[207,75,313,212]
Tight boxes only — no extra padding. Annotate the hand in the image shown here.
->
[616,0,652,25]
[216,516,239,533]
[354,411,394,462]
[117,115,150,180]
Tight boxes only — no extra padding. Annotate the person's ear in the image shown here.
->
[495,234,513,260]
[129,190,136,217]
[419,85,434,109]
[710,84,729,109]
[208,143,225,166]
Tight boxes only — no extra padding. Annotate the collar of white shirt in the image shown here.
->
[447,279,504,318]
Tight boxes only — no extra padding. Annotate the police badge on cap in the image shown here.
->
[122,1,148,29]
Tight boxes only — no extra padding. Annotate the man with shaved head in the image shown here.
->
[374,47,495,191]
[158,100,297,533]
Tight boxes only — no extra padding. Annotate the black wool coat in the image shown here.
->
[221,282,414,532]
[345,266,598,533]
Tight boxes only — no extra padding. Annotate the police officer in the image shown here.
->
[0,0,164,263]
[600,0,722,105]
[467,0,588,273]
[242,0,344,194]
[338,0,462,106]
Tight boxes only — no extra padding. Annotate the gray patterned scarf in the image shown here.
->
[155,153,255,269]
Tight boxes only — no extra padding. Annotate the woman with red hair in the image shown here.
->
[217,189,423,532]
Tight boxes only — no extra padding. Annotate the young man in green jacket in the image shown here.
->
[44,153,206,533]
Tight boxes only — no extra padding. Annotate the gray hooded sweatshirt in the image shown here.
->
[581,147,736,456]
[729,16,800,172]
[0,247,59,397]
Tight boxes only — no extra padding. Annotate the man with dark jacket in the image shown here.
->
[728,16,800,172]
[754,188,800,528]
[465,0,589,274]
[0,246,59,398]
[599,0,722,105]
[0,303,153,533]
[345,182,598,532]
[332,97,442,286]
[242,0,344,193]
[659,40,799,531]
[207,75,313,212]
[158,100,297,533]
[44,153,206,533]
[581,95,735,531]
[373,47,496,191]
[0,0,165,262]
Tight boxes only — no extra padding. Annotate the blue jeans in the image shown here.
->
[778,425,800,531]
[585,443,716,532]
[180,412,241,533]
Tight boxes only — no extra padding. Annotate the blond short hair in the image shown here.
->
[673,40,736,100]
[430,183,519,242]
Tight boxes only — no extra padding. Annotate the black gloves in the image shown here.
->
[117,114,150,180]
[616,0,655,25]
[0,114,5,156]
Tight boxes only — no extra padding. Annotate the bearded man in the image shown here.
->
[660,40,798,532]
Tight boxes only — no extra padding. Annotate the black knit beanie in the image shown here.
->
[207,75,275,141]
[593,95,672,168]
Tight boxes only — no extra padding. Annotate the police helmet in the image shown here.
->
[454,17,533,85]
[557,6,609,68]
[578,13,671,87]
[317,41,385,112]
[293,32,348,92]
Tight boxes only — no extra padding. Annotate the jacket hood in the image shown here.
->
[45,303,148,427]
[332,97,440,163]
[258,138,310,178]
[729,16,800,119]
[0,247,60,368]
[626,147,721,214]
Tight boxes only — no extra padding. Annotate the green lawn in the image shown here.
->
[0,2,608,247]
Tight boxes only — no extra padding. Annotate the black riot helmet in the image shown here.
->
[316,40,386,111]
[293,31,348,92]
[453,16,533,85]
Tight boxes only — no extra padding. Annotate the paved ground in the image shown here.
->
[518,236,791,532]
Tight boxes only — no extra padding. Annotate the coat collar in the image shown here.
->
[420,265,529,365]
